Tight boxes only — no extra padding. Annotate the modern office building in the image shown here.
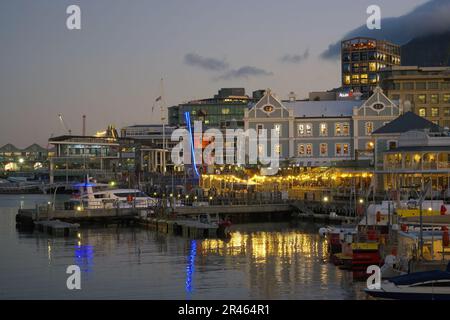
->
[341,37,401,97]
[168,88,260,129]
[244,87,402,167]
[379,66,450,127]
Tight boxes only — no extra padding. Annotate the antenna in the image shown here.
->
[82,115,86,136]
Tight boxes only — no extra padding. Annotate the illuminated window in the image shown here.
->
[335,123,341,136]
[221,108,230,115]
[419,108,426,117]
[343,144,349,155]
[432,108,439,117]
[365,122,373,135]
[319,123,328,136]
[335,143,350,156]
[274,144,281,155]
[431,95,439,104]
[443,94,450,103]
[369,62,377,72]
[351,74,360,84]
[360,74,368,84]
[320,143,328,156]
[335,144,342,156]
[298,123,312,136]
[343,75,351,85]
[306,144,313,156]
[297,144,305,156]
[417,94,427,104]
[274,124,282,135]
[342,123,350,136]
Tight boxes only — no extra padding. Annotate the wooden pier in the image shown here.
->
[34,220,79,237]
[138,217,220,239]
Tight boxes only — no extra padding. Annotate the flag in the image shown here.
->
[155,96,162,102]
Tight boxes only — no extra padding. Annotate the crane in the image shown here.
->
[58,114,72,135]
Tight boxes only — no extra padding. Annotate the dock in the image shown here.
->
[139,217,220,239]
[34,220,79,237]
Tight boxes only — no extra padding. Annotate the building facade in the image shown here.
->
[341,37,401,97]
[244,88,402,167]
[380,66,450,127]
[168,88,260,129]
[0,143,48,172]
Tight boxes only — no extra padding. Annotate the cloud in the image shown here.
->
[216,66,273,80]
[321,0,450,59]
[184,53,229,71]
[280,49,310,64]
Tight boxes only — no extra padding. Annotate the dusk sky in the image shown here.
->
[0,0,439,147]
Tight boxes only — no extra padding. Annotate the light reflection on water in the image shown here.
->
[0,195,368,300]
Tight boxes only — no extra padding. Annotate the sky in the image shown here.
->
[0,0,438,147]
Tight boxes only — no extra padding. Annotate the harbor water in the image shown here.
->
[0,194,368,299]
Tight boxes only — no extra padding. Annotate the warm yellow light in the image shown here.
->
[323,196,329,202]
[18,158,24,164]
[359,199,364,204]
[428,207,433,212]
[76,206,83,212]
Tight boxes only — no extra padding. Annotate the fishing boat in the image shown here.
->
[365,263,450,300]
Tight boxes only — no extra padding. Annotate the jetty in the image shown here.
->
[34,220,79,237]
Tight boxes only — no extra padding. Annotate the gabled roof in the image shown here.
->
[23,144,47,153]
[372,112,441,135]
[285,100,361,118]
[0,143,20,153]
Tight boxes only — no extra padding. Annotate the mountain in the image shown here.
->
[401,31,450,66]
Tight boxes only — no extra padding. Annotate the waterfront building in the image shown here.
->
[0,143,48,172]
[244,87,402,167]
[379,66,450,127]
[48,135,139,183]
[371,111,441,170]
[168,88,260,129]
[341,37,401,97]
[377,127,450,193]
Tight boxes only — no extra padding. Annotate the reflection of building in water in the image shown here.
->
[198,230,336,299]
[74,245,94,273]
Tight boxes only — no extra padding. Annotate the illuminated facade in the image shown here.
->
[379,66,450,127]
[341,37,401,97]
[244,87,402,167]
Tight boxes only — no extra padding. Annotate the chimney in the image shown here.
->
[82,115,86,136]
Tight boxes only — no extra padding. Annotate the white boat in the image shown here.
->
[365,263,450,300]
[67,182,158,209]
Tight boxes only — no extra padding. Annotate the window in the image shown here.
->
[403,82,414,90]
[335,143,350,156]
[360,74,368,84]
[388,141,397,150]
[342,123,350,136]
[417,94,427,104]
[274,124,282,135]
[431,95,439,104]
[297,144,312,157]
[369,62,377,72]
[335,123,341,136]
[419,108,427,117]
[256,124,264,135]
[274,144,281,155]
[405,94,414,103]
[343,75,351,85]
[221,108,230,115]
[306,144,313,156]
[320,143,328,156]
[444,107,450,116]
[319,123,328,136]
[428,82,439,90]
[443,94,450,103]
[298,123,312,136]
[432,108,439,117]
[416,82,426,90]
[365,122,373,135]
[297,144,305,156]
[352,74,360,84]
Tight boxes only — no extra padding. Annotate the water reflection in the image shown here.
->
[1,195,368,299]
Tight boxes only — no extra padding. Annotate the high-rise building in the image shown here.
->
[341,37,401,97]
[380,66,450,127]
